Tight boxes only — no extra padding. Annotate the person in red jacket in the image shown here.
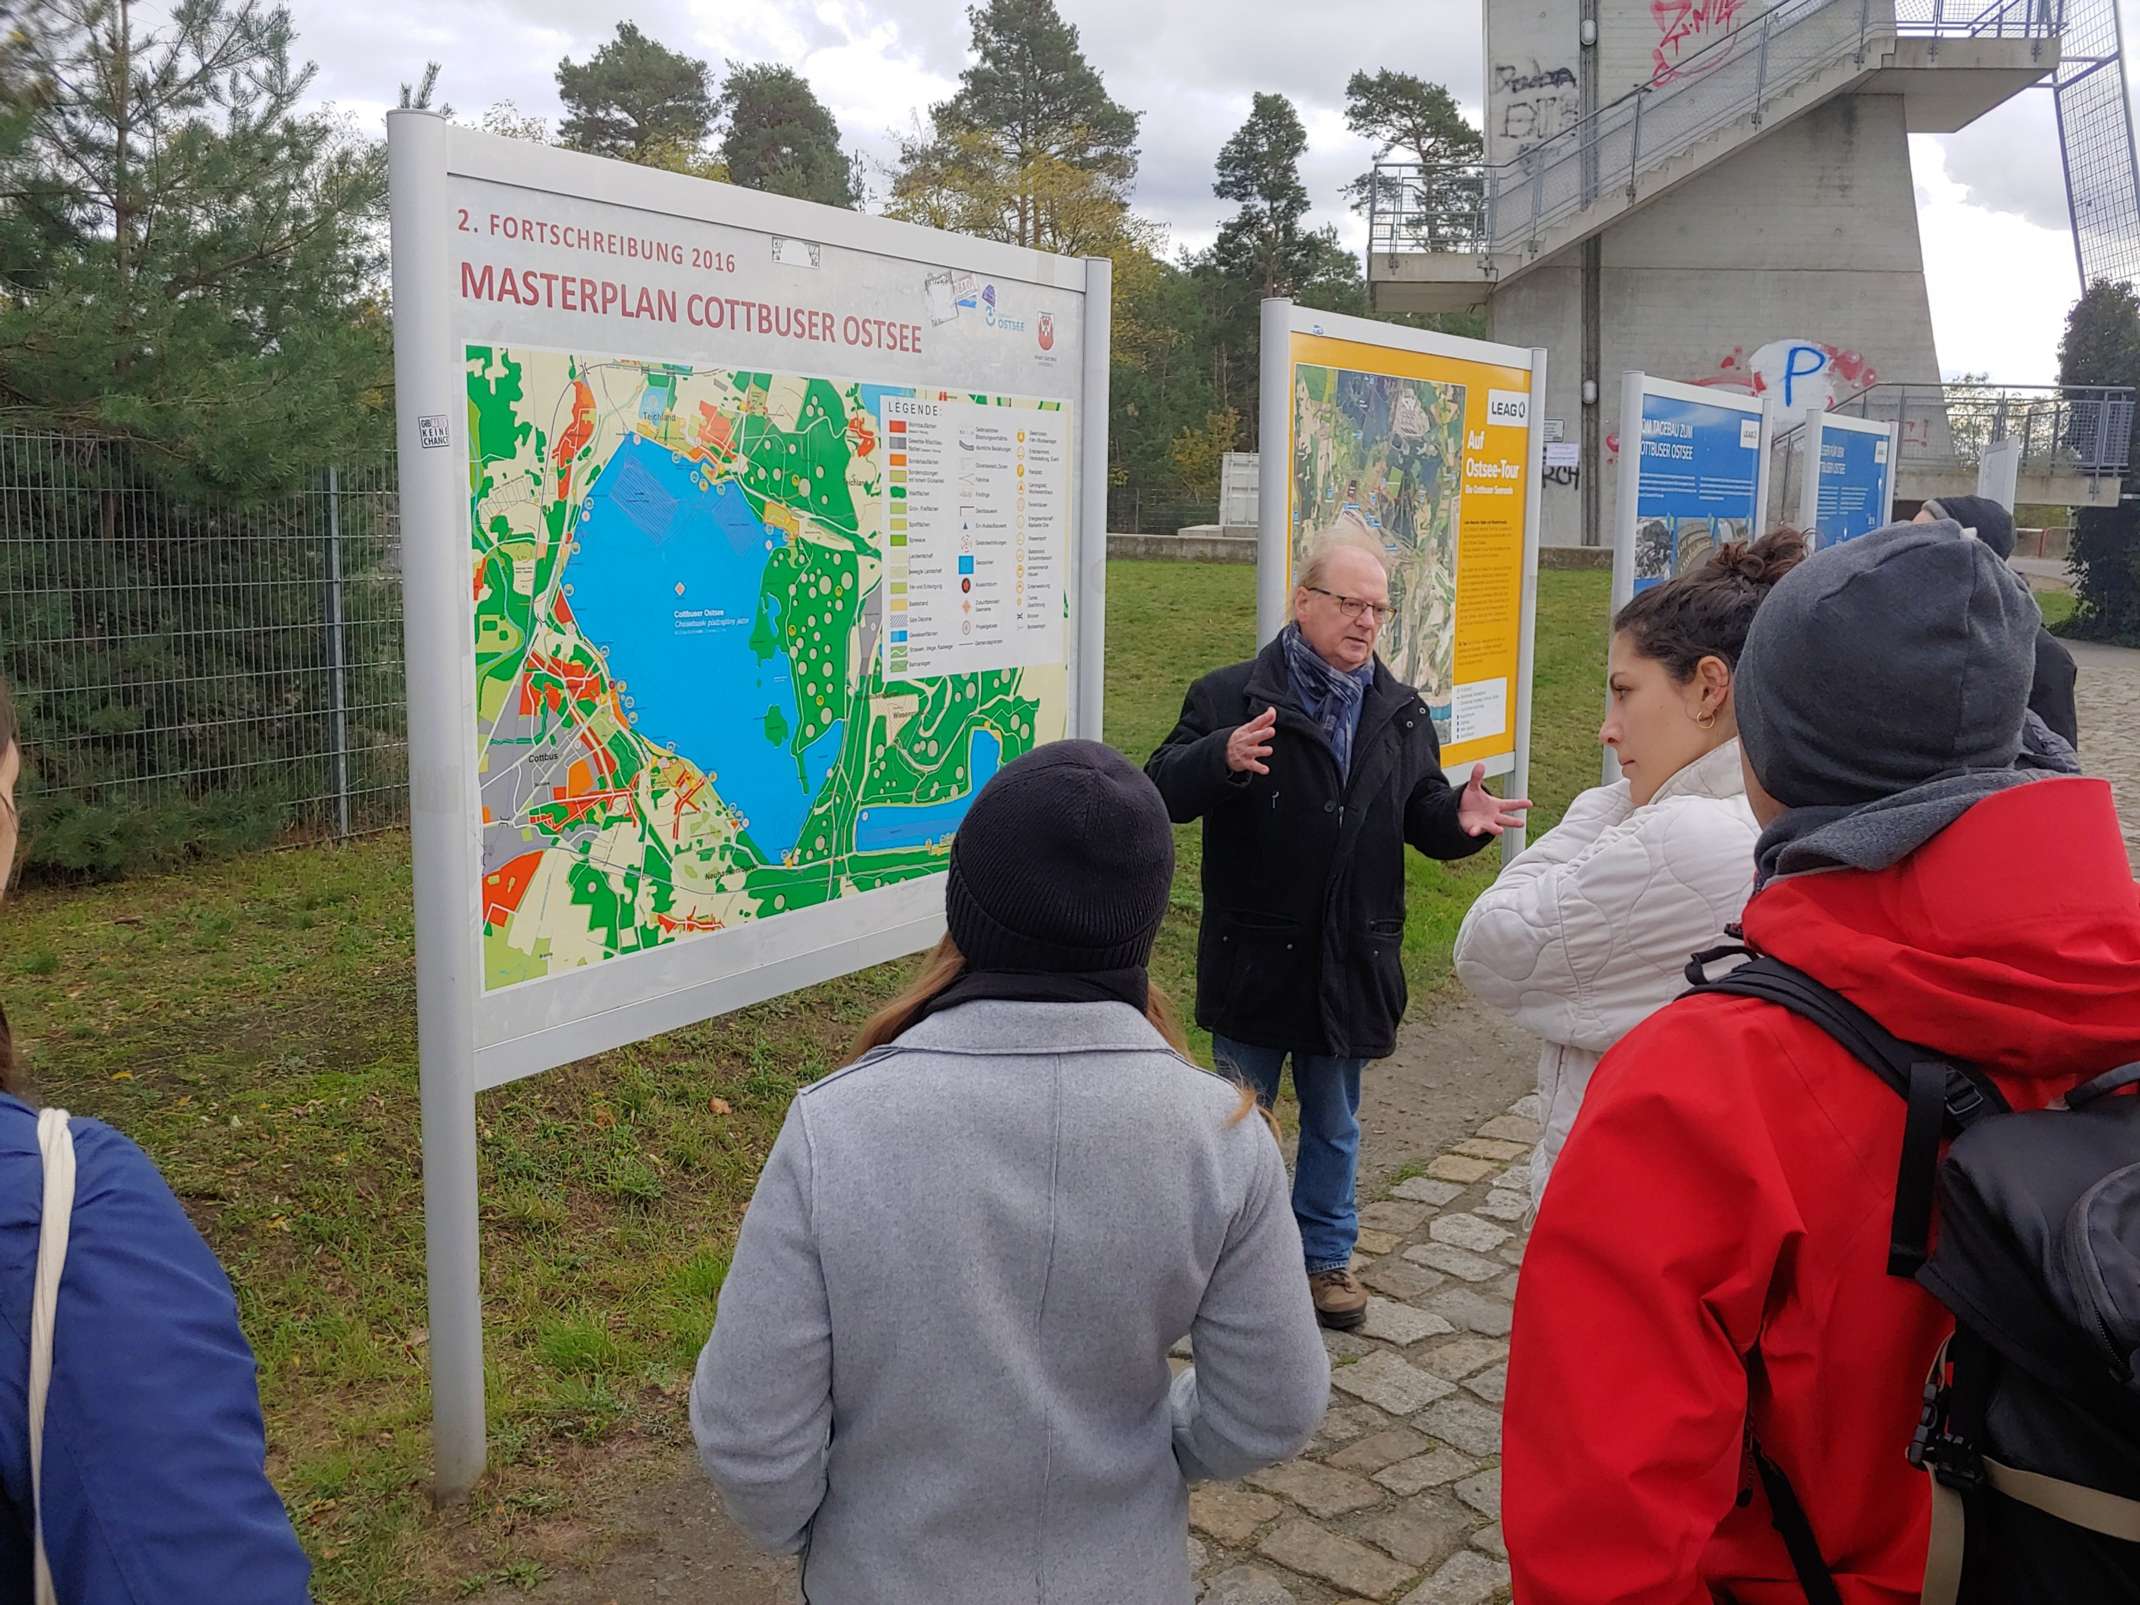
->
[1502,517,2140,1603]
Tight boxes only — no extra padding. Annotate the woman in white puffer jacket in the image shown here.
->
[1456,530,1808,1208]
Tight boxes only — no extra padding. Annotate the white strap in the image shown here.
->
[30,1107,75,1605]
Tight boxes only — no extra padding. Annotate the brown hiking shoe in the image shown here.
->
[1309,1268,1368,1331]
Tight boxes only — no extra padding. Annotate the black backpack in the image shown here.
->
[1685,948,2140,1605]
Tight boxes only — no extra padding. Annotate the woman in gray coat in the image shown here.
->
[692,740,1331,1604]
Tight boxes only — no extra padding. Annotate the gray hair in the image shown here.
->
[1296,524,1390,597]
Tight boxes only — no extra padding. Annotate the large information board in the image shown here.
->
[1256,300,1545,843]
[1799,410,1899,550]
[387,111,1111,1492]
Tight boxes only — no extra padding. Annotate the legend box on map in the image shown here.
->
[878,394,1069,680]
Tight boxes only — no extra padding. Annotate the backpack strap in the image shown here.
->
[1684,947,2010,1277]
[1748,1435,1845,1605]
[30,1106,75,1605]
[2066,1061,2140,1108]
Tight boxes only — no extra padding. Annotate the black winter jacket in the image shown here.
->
[2032,625,2080,748]
[1145,634,1488,1059]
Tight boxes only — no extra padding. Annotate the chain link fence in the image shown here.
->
[0,433,407,879]
[0,434,1238,880]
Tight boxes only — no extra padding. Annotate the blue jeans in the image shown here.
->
[1211,1036,1366,1274]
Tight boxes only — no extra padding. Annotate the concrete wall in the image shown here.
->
[1487,0,1583,164]
[1491,93,1944,545]
[1598,0,1781,105]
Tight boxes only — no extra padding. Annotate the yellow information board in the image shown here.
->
[1263,308,1541,782]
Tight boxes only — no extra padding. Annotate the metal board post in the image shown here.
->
[1078,256,1112,742]
[1505,346,1549,863]
[386,108,487,1502]
[1257,297,1293,647]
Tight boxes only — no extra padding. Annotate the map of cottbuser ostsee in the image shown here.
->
[466,344,1068,991]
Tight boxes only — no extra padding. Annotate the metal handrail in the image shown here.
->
[1367,0,2062,260]
[1769,381,2134,493]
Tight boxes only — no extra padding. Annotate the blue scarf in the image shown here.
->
[1282,623,1375,780]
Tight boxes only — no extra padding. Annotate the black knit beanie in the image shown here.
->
[1923,494,2017,560]
[945,739,1174,974]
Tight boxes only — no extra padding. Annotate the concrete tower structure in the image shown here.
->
[1370,0,2069,546]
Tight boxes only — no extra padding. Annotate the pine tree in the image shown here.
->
[1341,69,1482,248]
[556,22,716,170]
[887,0,1140,254]
[0,0,392,480]
[1211,92,1314,299]
[717,64,858,209]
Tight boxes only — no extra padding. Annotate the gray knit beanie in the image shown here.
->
[1735,519,2039,809]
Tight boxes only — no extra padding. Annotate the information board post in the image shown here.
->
[1605,373,1770,785]
[1256,297,1293,647]
[387,108,488,1502]
[1078,256,1112,739]
[1505,346,1549,861]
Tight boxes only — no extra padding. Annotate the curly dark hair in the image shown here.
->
[1613,527,1810,682]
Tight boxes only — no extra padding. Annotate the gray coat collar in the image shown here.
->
[879,997,1177,1059]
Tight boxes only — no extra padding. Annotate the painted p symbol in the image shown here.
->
[1782,344,1828,410]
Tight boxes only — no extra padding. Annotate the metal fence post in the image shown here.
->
[1753,20,1772,124]
[1628,91,1645,199]
[326,464,352,840]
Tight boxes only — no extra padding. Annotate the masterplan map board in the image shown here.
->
[467,344,1069,991]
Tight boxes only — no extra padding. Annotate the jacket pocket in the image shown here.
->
[1207,910,1307,1036]
[1358,919,1408,1031]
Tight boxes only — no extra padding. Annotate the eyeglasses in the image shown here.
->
[1307,586,1394,625]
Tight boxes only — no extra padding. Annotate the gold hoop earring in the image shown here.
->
[1694,709,1719,730]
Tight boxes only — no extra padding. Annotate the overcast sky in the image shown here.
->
[292,0,2122,383]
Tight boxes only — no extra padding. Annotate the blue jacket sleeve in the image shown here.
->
[0,1109,311,1603]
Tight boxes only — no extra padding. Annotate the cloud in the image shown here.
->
[277,0,2112,380]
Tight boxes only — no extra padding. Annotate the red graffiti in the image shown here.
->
[1652,0,1744,83]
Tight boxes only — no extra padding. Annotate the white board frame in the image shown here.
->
[1605,373,1774,785]
[387,110,1112,1496]
[1798,410,1901,546]
[1254,298,1545,858]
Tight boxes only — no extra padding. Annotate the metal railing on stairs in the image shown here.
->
[1366,0,2065,263]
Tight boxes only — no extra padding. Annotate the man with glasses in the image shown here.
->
[1146,527,1529,1329]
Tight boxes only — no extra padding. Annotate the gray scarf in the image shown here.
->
[1755,765,2058,884]
[1282,623,1374,780]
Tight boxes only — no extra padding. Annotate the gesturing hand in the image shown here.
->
[1458,763,1532,837]
[1226,707,1277,776]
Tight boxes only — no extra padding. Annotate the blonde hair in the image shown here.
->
[1294,523,1390,619]
[852,936,1277,1137]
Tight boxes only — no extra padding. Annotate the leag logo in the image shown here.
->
[1487,389,1530,427]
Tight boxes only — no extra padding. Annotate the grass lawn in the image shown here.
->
[4,561,1611,1602]
[2037,587,2078,633]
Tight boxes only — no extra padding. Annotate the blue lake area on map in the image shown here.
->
[567,434,825,862]
[854,728,1004,852]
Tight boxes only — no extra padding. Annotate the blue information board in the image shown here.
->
[1808,417,1895,549]
[1630,391,1764,594]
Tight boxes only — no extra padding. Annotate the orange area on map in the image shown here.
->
[483,850,543,927]
[553,378,595,495]
[696,403,736,460]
